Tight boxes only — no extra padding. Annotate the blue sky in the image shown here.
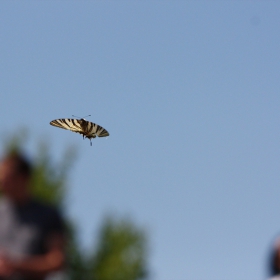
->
[1,1,280,279]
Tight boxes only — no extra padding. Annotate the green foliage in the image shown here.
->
[30,140,76,206]
[1,128,76,206]
[66,223,89,280]
[89,216,148,280]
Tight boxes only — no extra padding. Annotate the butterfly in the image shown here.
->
[50,117,109,146]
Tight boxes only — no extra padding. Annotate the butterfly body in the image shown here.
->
[50,118,109,145]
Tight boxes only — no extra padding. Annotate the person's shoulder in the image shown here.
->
[30,198,53,209]
[29,198,62,217]
[29,199,66,233]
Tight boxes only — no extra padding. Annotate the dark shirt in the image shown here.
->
[0,197,65,280]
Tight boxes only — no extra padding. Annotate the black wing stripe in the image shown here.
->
[88,121,94,134]
[61,119,73,130]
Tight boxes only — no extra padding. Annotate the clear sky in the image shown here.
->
[1,1,280,279]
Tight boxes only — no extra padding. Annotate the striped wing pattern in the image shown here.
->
[50,118,109,145]
[79,119,109,138]
[50,119,83,133]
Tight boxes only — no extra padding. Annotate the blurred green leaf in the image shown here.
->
[89,215,148,280]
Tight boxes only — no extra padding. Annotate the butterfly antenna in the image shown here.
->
[72,114,91,119]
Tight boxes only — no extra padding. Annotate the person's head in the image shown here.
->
[0,152,32,202]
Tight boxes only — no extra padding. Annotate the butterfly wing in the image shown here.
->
[50,118,84,134]
[82,120,110,138]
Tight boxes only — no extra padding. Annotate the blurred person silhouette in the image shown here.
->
[268,237,280,280]
[0,152,66,280]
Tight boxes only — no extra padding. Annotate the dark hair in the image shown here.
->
[2,152,32,177]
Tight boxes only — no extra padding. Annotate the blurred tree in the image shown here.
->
[1,130,149,280]
[88,216,148,280]
[66,223,89,280]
